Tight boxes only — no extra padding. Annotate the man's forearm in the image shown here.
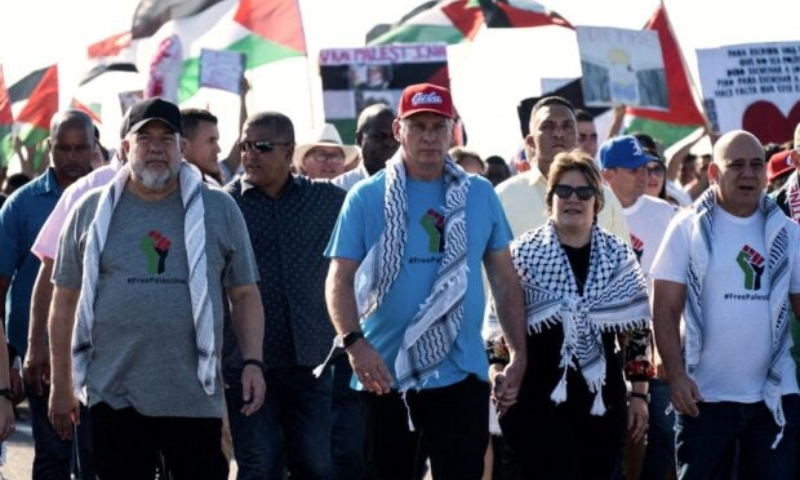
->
[653,305,685,383]
[228,284,264,362]
[29,259,54,349]
[48,287,80,388]
[325,260,362,335]
[492,281,527,359]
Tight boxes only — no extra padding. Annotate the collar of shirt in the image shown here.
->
[31,168,63,197]
[240,173,300,198]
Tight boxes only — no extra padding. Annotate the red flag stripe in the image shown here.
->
[16,65,59,131]
[88,31,133,59]
[0,65,13,125]
[442,0,485,40]
[234,0,306,54]
[626,4,705,126]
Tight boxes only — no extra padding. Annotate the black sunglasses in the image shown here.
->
[646,165,666,176]
[238,140,292,153]
[552,184,596,201]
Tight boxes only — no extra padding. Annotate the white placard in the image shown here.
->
[577,26,668,110]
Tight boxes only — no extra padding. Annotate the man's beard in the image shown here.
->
[133,160,180,190]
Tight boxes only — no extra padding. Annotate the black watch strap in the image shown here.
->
[0,389,13,401]
[242,359,267,372]
[630,392,649,403]
[342,331,364,349]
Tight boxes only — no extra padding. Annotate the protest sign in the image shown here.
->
[577,26,668,110]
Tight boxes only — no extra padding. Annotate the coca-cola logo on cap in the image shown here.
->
[411,91,443,107]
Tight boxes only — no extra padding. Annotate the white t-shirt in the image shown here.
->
[651,207,800,402]
[624,195,676,283]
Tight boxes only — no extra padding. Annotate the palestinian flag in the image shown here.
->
[624,4,706,147]
[70,98,102,125]
[179,0,306,102]
[9,65,58,170]
[479,0,573,30]
[81,30,138,86]
[132,0,226,39]
[0,65,13,168]
[368,0,484,46]
[135,0,307,103]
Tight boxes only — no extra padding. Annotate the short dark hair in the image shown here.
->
[575,109,594,123]
[180,108,218,140]
[245,111,295,143]
[546,149,605,215]
[531,96,575,120]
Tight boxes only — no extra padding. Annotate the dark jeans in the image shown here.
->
[675,395,800,480]
[225,365,333,480]
[331,356,365,480]
[26,384,93,480]
[362,374,489,480]
[89,402,227,480]
[640,378,676,480]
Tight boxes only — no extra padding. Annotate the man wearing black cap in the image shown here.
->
[325,83,527,479]
[46,98,266,479]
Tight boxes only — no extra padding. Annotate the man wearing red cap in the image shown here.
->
[324,83,527,479]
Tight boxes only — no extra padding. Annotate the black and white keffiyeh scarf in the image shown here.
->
[509,221,650,415]
[355,152,470,393]
[687,189,792,447]
[71,163,216,403]
[783,171,800,223]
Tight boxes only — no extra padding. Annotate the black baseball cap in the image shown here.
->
[122,97,183,137]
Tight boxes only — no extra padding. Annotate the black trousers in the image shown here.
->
[90,402,228,480]
[362,374,490,480]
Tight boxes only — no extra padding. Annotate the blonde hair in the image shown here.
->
[546,149,605,215]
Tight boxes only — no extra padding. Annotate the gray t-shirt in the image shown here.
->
[54,185,258,418]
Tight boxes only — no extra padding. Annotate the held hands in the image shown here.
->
[491,353,526,419]
[347,339,393,395]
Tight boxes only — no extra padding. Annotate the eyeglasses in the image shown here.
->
[646,165,666,177]
[306,149,345,163]
[552,184,596,201]
[238,140,292,153]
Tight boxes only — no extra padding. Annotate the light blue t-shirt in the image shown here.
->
[325,169,512,390]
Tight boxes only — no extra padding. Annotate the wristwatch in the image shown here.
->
[629,392,650,404]
[334,331,364,350]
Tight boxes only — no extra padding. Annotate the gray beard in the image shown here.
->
[134,162,179,190]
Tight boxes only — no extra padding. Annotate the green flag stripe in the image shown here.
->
[369,24,465,46]
[0,126,12,169]
[18,125,50,171]
[178,34,305,103]
[625,117,702,148]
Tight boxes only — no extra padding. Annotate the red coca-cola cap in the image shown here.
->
[397,83,454,119]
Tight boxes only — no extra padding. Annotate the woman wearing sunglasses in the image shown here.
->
[488,150,654,479]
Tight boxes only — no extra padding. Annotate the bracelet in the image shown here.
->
[242,358,267,372]
[629,392,650,403]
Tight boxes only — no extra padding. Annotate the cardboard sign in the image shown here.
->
[199,48,245,94]
[697,41,800,144]
[577,26,668,110]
